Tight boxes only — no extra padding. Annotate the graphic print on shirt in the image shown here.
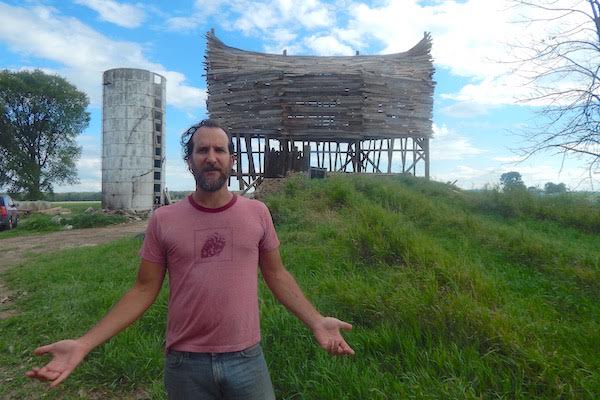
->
[194,227,233,263]
[201,232,226,257]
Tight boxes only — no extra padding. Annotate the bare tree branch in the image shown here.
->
[509,0,600,179]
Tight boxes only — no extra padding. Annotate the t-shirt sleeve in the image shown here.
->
[140,211,167,264]
[259,203,280,252]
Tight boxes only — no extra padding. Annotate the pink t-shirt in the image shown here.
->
[140,194,280,353]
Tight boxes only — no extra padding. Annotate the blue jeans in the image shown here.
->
[164,343,276,400]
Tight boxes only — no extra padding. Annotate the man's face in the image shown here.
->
[188,127,235,192]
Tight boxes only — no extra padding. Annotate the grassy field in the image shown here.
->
[1,175,599,399]
[0,201,127,239]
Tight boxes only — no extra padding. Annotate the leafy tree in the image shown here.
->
[0,70,89,199]
[544,181,568,194]
[510,0,600,177]
[500,171,526,190]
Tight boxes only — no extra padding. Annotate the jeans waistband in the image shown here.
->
[167,342,261,358]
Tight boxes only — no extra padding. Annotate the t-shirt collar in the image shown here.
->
[188,193,237,213]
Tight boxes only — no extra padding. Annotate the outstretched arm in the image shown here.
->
[26,258,166,387]
[259,247,354,356]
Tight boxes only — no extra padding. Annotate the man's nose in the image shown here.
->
[206,148,217,163]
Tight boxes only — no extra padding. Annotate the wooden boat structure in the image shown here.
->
[204,30,435,190]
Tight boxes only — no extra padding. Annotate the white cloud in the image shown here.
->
[439,76,527,106]
[165,0,228,32]
[313,0,596,107]
[232,0,333,34]
[55,153,102,192]
[161,71,207,111]
[431,158,598,190]
[158,0,597,108]
[440,100,490,118]
[78,156,102,171]
[262,28,301,55]
[55,178,101,192]
[74,0,145,28]
[165,16,203,32]
[165,0,334,54]
[451,165,495,180]
[0,3,205,111]
[431,123,484,160]
[493,155,522,163]
[305,35,354,56]
[165,159,194,191]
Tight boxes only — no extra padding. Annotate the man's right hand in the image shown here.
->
[25,339,89,388]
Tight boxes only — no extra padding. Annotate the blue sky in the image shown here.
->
[1,0,597,191]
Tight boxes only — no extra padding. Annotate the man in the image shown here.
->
[26,119,354,399]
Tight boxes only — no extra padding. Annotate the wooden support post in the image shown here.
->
[235,134,244,189]
[318,142,322,168]
[328,142,332,171]
[340,143,352,172]
[387,139,394,174]
[244,135,256,180]
[401,138,407,173]
[264,145,270,178]
[286,140,293,174]
[377,139,384,172]
[303,144,311,171]
[412,138,417,175]
[366,140,370,173]
[361,150,382,173]
[423,137,430,179]
[258,137,262,176]
[264,138,270,177]
[355,140,361,172]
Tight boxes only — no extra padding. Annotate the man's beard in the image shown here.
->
[192,166,229,192]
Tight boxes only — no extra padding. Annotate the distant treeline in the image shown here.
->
[4,192,102,201]
[4,191,194,202]
[48,192,102,201]
[169,191,192,200]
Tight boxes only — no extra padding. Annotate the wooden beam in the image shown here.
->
[235,134,243,188]
[387,138,394,174]
[244,135,256,180]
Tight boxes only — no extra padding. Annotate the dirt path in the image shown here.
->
[0,221,148,318]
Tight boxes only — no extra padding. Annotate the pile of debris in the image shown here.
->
[16,201,151,229]
[251,178,286,201]
[99,208,151,222]
[17,201,53,211]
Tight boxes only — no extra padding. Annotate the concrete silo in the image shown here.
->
[102,68,166,210]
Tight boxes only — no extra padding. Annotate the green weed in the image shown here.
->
[1,175,599,399]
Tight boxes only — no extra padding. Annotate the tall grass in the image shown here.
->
[1,175,599,399]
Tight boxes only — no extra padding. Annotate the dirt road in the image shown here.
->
[0,221,148,318]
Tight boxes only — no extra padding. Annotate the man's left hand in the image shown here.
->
[312,317,355,356]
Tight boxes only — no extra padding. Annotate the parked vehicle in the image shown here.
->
[0,194,19,230]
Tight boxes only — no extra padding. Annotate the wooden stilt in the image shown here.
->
[245,135,256,180]
[328,142,332,171]
[377,139,384,172]
[235,134,244,189]
[387,139,394,174]
[401,138,407,173]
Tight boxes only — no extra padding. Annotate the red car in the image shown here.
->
[0,194,19,230]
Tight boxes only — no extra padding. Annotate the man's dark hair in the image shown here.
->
[181,119,235,161]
